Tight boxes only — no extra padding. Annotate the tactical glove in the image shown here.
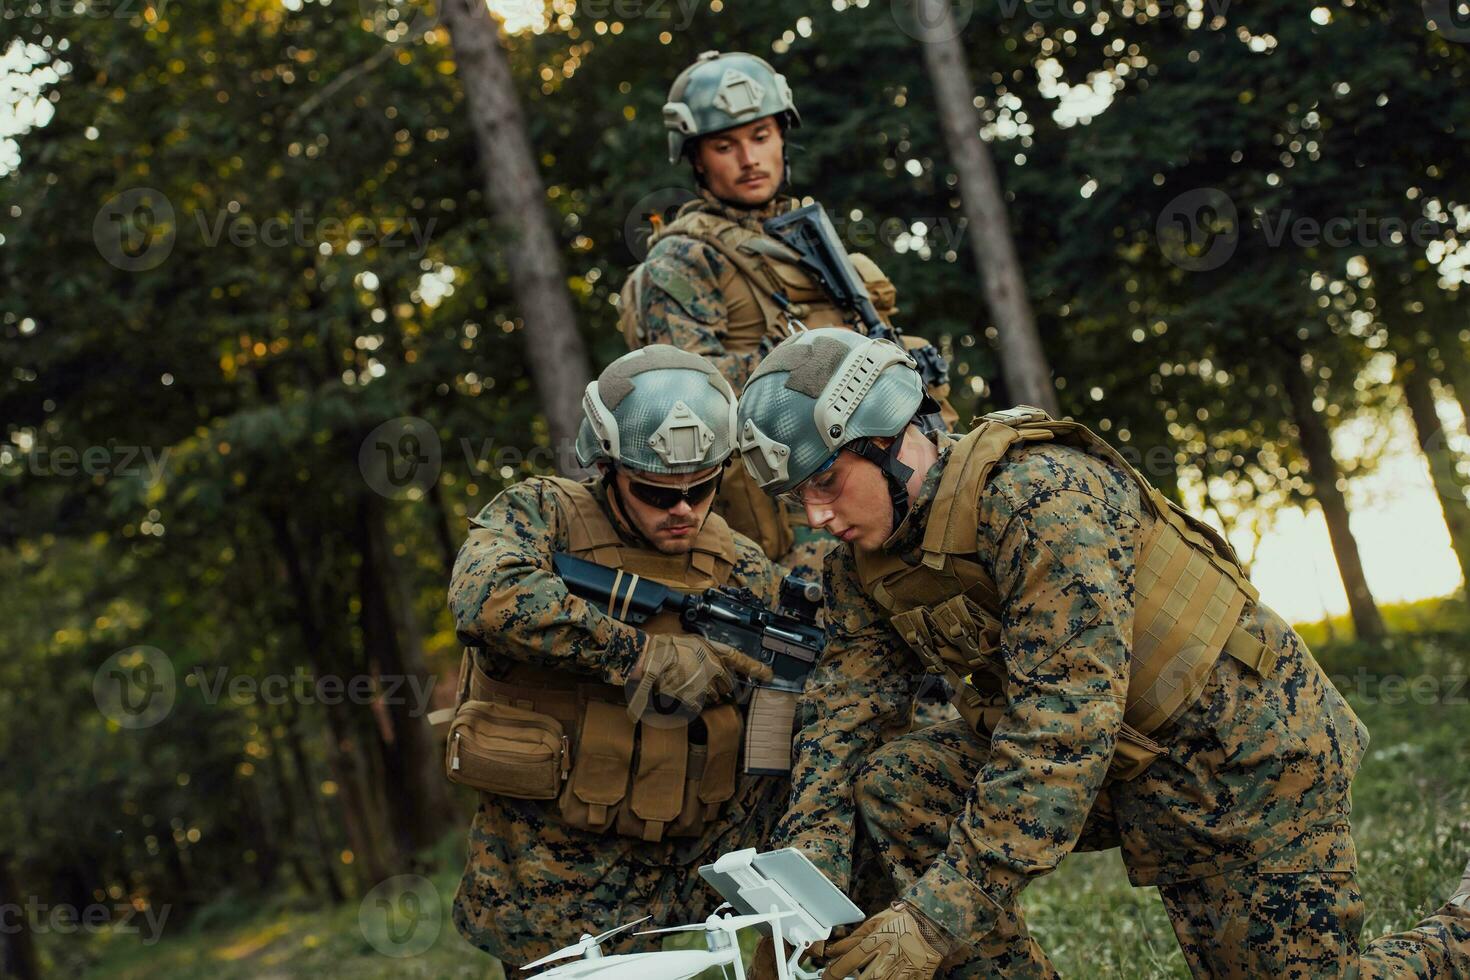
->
[625,633,773,721]
[823,903,954,980]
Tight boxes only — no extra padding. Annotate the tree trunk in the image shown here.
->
[909,0,1058,415]
[1278,351,1388,642]
[1398,355,1470,596]
[0,852,40,980]
[442,0,591,472]
[266,507,402,890]
[355,492,456,854]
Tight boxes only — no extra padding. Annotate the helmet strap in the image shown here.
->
[847,433,914,530]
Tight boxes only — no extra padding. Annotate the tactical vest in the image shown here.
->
[854,408,1280,781]
[448,477,751,842]
[619,202,954,562]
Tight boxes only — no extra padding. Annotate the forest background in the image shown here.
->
[2,0,1469,976]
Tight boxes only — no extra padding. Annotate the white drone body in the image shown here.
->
[523,849,864,980]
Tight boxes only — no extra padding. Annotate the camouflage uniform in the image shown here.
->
[775,435,1470,977]
[623,189,954,586]
[448,477,788,967]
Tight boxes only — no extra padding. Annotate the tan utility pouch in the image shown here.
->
[446,700,569,800]
[559,700,636,833]
[558,700,744,840]
[1107,723,1163,782]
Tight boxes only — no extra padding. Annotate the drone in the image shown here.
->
[522,849,864,980]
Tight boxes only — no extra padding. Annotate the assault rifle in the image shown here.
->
[763,202,951,410]
[553,551,824,774]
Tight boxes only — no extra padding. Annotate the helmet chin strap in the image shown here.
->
[846,433,914,532]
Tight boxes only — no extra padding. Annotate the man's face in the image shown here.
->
[797,446,896,551]
[611,464,722,554]
[693,116,784,207]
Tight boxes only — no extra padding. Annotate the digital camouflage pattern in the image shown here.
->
[629,189,796,390]
[772,435,1470,975]
[448,476,786,966]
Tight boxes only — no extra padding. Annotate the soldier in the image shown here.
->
[734,328,1470,978]
[618,50,956,582]
[446,346,787,968]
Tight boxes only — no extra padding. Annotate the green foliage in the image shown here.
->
[3,0,1468,963]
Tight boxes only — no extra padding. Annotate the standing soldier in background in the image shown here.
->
[445,346,785,968]
[618,50,957,583]
[735,327,1470,979]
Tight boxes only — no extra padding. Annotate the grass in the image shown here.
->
[59,604,1470,978]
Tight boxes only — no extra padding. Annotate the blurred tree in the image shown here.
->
[908,0,1058,413]
[442,0,591,469]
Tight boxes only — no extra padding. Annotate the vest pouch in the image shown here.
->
[558,700,635,833]
[666,743,710,838]
[616,724,689,843]
[697,704,742,818]
[446,700,568,801]
[1107,722,1163,782]
[929,595,1002,671]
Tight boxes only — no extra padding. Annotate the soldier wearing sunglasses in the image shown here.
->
[446,345,791,968]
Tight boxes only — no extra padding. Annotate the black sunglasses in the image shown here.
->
[623,470,723,510]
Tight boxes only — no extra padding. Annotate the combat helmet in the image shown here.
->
[736,328,928,521]
[663,50,801,164]
[576,345,739,475]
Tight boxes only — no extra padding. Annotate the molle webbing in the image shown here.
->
[653,210,796,342]
[858,409,1276,776]
[459,477,750,840]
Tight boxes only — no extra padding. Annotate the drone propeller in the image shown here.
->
[522,916,653,969]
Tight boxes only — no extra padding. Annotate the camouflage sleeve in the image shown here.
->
[633,237,772,389]
[903,449,1137,945]
[448,479,645,683]
[768,545,918,891]
[728,530,783,608]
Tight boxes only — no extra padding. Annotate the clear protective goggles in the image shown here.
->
[778,450,851,508]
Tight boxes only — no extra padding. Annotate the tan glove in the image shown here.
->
[750,935,825,980]
[625,633,773,721]
[822,903,954,980]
